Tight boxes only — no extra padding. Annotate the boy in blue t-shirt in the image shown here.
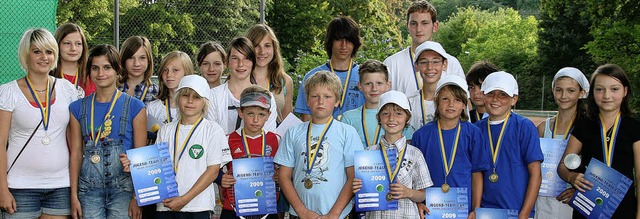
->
[475,71,543,218]
[294,16,365,121]
[275,71,364,218]
[341,60,414,146]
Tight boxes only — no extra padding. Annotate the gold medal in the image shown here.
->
[91,154,101,163]
[386,193,393,201]
[441,183,450,193]
[104,126,112,132]
[489,173,499,183]
[304,179,313,189]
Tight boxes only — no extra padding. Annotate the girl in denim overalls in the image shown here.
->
[69,44,147,219]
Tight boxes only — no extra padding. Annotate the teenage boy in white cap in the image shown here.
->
[384,0,464,96]
[408,41,449,131]
[412,75,489,217]
[153,75,232,218]
[475,71,543,218]
[352,90,432,218]
[220,85,280,219]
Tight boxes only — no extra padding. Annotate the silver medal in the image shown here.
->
[41,134,51,145]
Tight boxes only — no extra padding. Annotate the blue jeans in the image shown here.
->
[1,187,70,218]
[78,139,134,219]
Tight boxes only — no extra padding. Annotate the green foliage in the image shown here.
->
[435,7,540,108]
[582,0,640,109]
[57,0,258,74]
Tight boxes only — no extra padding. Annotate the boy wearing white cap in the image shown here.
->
[154,75,232,218]
[412,75,489,217]
[220,85,280,219]
[341,60,414,147]
[534,67,589,219]
[352,90,432,218]
[384,0,464,96]
[408,41,449,131]
[475,71,543,218]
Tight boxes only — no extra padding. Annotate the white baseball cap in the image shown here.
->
[176,75,212,101]
[481,71,518,97]
[377,90,411,113]
[553,67,590,99]
[414,41,449,62]
[436,75,470,98]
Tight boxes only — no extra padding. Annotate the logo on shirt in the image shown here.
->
[189,144,204,159]
[233,147,243,154]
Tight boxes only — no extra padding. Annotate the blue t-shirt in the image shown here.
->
[341,106,414,146]
[273,119,365,218]
[70,93,145,151]
[412,120,489,212]
[475,113,543,217]
[294,62,365,118]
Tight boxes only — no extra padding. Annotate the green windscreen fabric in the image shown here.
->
[0,0,57,84]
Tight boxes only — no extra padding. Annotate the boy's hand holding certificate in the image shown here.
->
[126,142,179,206]
[232,156,277,216]
[354,150,398,212]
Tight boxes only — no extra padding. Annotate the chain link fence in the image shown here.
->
[0,0,57,84]
[1,0,261,84]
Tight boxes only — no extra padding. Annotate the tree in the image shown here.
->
[536,0,594,110]
[583,0,640,108]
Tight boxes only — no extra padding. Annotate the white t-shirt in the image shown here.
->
[146,99,178,131]
[155,119,232,212]
[0,77,78,189]
[408,94,435,131]
[209,83,277,135]
[384,47,465,97]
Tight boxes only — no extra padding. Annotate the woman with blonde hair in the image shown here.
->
[1,28,79,218]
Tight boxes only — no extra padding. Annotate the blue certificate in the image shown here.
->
[233,157,277,216]
[354,150,397,212]
[475,207,518,219]
[539,138,571,197]
[569,158,632,219]
[126,142,179,206]
[425,187,469,219]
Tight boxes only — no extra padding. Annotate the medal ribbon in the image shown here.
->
[438,121,461,180]
[361,107,381,146]
[552,115,575,140]
[165,99,173,123]
[487,113,511,167]
[90,90,121,146]
[241,129,266,158]
[306,117,334,174]
[380,142,407,183]
[409,50,422,90]
[73,71,79,89]
[139,80,150,101]
[329,60,352,108]
[475,110,482,122]
[173,116,203,172]
[25,76,52,132]
[599,113,621,167]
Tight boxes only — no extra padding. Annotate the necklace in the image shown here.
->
[35,89,47,94]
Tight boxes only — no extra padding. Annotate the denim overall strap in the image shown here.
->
[78,95,90,139]
[117,94,132,137]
